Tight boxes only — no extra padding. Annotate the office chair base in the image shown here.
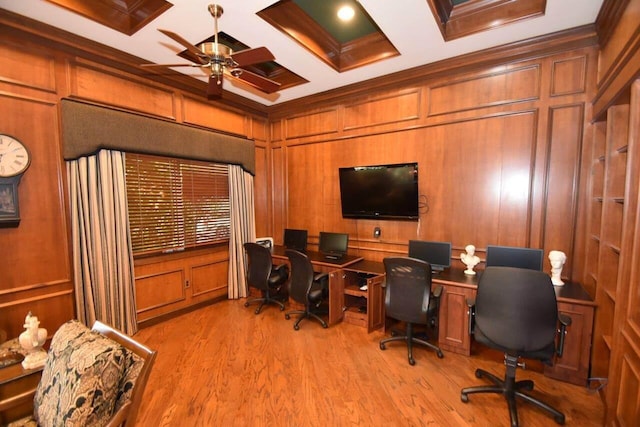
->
[285,309,328,330]
[460,368,565,427]
[244,296,285,314]
[379,328,444,365]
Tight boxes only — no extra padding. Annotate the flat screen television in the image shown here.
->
[339,162,419,221]
[319,232,349,260]
[408,240,452,272]
[485,245,544,271]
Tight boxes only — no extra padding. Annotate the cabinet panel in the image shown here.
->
[438,284,474,355]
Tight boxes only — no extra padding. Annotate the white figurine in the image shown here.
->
[548,250,567,286]
[461,244,480,276]
[18,312,48,369]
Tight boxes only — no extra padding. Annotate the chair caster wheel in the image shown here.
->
[409,358,415,366]
[322,323,328,328]
[460,393,469,403]
[437,351,444,358]
[244,302,250,307]
[279,306,285,311]
[285,314,290,320]
[475,369,483,378]
[254,309,261,314]
[380,343,386,350]
[554,415,565,425]
[294,324,300,331]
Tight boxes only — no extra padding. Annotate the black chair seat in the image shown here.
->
[460,266,571,427]
[379,257,443,365]
[243,242,289,314]
[284,249,328,330]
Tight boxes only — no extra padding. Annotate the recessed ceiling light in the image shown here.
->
[337,5,355,22]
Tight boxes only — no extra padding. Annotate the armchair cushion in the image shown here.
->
[33,320,127,427]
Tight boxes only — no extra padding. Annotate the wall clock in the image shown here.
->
[0,134,31,227]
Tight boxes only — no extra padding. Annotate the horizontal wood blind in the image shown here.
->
[125,153,230,256]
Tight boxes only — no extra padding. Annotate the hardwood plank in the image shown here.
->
[133,300,604,426]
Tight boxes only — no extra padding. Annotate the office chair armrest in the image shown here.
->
[273,263,289,275]
[466,297,476,335]
[314,272,329,282]
[556,313,572,358]
[432,284,443,299]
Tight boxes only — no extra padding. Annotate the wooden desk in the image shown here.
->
[338,262,595,386]
[271,246,364,326]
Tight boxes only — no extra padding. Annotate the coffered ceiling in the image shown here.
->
[0,0,604,106]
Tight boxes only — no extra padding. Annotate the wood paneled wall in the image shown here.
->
[267,50,597,282]
[0,19,268,336]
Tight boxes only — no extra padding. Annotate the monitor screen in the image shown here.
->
[284,228,308,252]
[485,245,544,271]
[319,232,349,257]
[408,240,452,271]
[339,163,419,221]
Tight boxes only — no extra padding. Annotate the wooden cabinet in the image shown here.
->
[544,283,596,386]
[329,261,385,332]
[436,283,475,356]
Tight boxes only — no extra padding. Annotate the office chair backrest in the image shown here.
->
[285,249,315,305]
[244,242,273,291]
[475,267,558,354]
[383,257,433,324]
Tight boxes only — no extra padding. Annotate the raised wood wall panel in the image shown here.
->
[550,56,588,96]
[285,109,339,140]
[134,249,228,323]
[70,61,177,119]
[254,145,269,238]
[343,89,421,130]
[0,43,56,93]
[542,104,585,278]
[190,260,228,298]
[427,65,540,117]
[182,96,247,137]
[271,146,286,245]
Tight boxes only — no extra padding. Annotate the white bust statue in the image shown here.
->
[460,244,480,276]
[18,312,48,369]
[548,250,567,286]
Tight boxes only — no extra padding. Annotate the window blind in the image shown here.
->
[125,153,230,256]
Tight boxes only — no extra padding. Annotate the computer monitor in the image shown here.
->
[284,228,308,252]
[319,232,349,259]
[485,245,544,271]
[408,240,452,272]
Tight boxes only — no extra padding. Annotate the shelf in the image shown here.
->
[603,335,613,351]
[588,272,598,283]
[344,284,366,297]
[598,155,606,162]
[591,234,600,242]
[594,197,603,203]
[608,243,621,254]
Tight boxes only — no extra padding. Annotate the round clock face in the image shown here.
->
[0,134,31,177]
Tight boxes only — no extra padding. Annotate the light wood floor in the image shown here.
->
[133,299,604,426]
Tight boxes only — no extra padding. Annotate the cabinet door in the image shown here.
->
[366,275,385,332]
[328,271,345,326]
[438,285,475,355]
[544,302,594,386]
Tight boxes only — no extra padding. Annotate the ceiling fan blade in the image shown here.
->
[207,75,224,99]
[158,29,209,65]
[140,63,198,68]
[232,69,281,94]
[230,47,275,67]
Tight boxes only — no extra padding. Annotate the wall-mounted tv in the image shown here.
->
[339,162,419,221]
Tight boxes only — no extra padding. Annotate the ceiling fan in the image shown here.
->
[142,4,281,99]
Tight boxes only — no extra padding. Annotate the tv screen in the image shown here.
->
[339,163,419,220]
[485,245,544,271]
[408,240,452,272]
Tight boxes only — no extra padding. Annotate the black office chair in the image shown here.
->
[379,257,444,365]
[284,249,329,330]
[460,266,571,427]
[243,242,289,314]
